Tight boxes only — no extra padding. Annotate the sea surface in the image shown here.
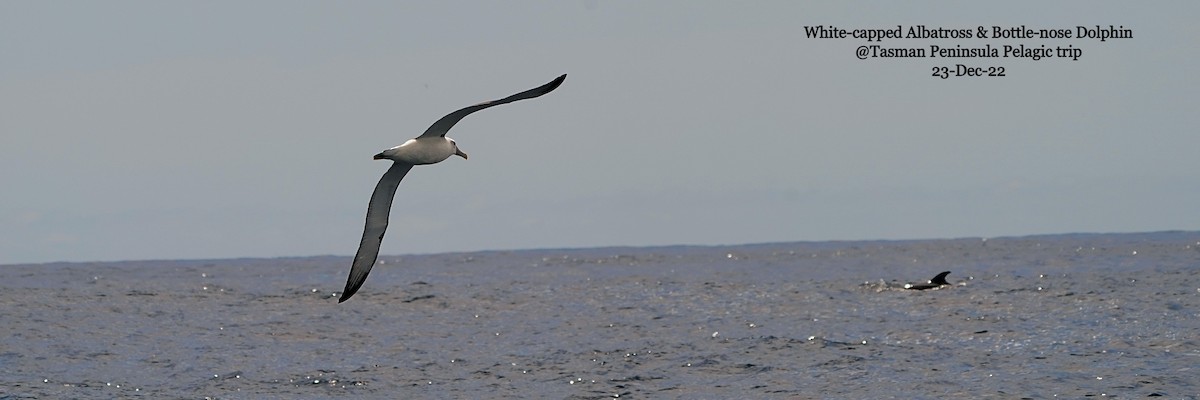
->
[2,232,1198,399]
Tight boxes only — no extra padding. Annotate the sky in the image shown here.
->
[2,1,1197,264]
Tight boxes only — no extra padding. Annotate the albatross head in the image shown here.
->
[449,138,468,160]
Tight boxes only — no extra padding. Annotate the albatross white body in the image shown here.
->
[374,137,468,165]
[338,74,566,303]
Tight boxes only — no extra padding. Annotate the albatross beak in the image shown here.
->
[455,148,468,160]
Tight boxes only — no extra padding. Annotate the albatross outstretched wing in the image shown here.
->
[417,74,566,139]
[340,163,415,302]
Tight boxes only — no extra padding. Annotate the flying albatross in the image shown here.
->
[338,74,567,303]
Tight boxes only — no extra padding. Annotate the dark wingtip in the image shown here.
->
[930,271,952,285]
[338,278,363,302]
[338,290,353,303]
[338,277,362,303]
[544,74,566,93]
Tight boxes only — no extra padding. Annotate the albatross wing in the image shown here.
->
[418,74,566,138]
[340,163,414,302]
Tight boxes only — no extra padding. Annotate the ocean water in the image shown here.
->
[1,232,1198,399]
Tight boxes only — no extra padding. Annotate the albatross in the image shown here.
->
[338,74,566,303]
